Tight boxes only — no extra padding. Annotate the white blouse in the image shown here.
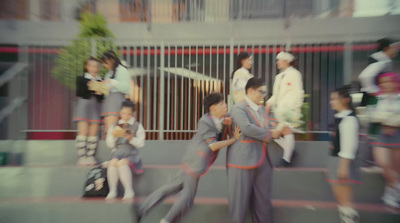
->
[232,68,254,103]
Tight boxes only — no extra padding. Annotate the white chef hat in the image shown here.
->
[276,51,294,62]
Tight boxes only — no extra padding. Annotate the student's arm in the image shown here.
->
[209,126,241,152]
[128,124,146,148]
[231,106,273,143]
[108,66,131,95]
[106,126,117,149]
[198,120,219,151]
[338,116,359,160]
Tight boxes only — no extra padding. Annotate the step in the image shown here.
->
[0,166,385,203]
[0,140,373,168]
[0,197,398,223]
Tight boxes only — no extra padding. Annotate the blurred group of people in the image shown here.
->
[71,38,400,223]
[358,38,400,209]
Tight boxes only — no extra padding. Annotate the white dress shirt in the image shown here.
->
[232,68,254,103]
[106,117,146,149]
[335,110,359,160]
[211,115,224,133]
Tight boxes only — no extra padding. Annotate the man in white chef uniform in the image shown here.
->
[266,51,305,167]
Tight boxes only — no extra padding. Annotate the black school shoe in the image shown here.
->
[276,158,291,168]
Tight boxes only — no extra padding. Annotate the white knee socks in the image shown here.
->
[338,206,359,223]
[76,135,87,165]
[106,165,119,199]
[119,165,135,199]
[86,136,98,165]
[274,134,295,163]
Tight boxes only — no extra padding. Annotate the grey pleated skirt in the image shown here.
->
[111,144,144,175]
[101,92,125,117]
[326,156,361,185]
[372,126,400,148]
[74,97,102,124]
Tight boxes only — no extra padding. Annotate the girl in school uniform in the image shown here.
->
[328,85,360,223]
[231,51,254,103]
[74,57,104,165]
[105,100,146,200]
[101,50,132,135]
[370,72,400,208]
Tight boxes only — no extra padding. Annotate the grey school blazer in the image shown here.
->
[181,114,229,177]
[227,100,272,169]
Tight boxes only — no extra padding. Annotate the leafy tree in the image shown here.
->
[52,12,117,89]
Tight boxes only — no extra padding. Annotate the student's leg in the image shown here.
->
[103,115,119,137]
[117,158,135,200]
[106,158,120,199]
[332,184,359,223]
[138,171,185,218]
[250,160,273,223]
[373,147,397,187]
[163,173,199,223]
[282,132,295,162]
[227,167,253,223]
[76,121,89,165]
[391,148,400,200]
[86,123,100,165]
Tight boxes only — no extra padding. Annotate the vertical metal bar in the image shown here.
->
[146,45,151,130]
[258,42,262,78]
[39,44,43,129]
[153,46,158,135]
[216,45,219,91]
[314,44,321,130]
[265,44,270,91]
[188,44,192,131]
[174,45,178,131]
[250,43,255,75]
[223,44,226,101]
[159,42,165,139]
[46,44,50,129]
[229,38,234,110]
[140,45,144,125]
[167,44,171,136]
[195,45,198,129]
[202,45,205,114]
[180,45,184,132]
[320,43,328,131]
[209,44,212,93]
[272,44,277,82]
[343,41,353,85]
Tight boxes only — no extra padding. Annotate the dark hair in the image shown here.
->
[84,56,100,73]
[101,50,126,79]
[245,77,264,93]
[204,93,224,113]
[377,38,394,52]
[121,100,136,112]
[231,51,252,78]
[333,85,355,114]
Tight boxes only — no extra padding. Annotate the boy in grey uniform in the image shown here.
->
[227,77,287,223]
[137,93,241,223]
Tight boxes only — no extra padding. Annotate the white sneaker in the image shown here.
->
[122,191,135,200]
[105,191,117,200]
[77,157,87,166]
[382,194,400,208]
[85,156,98,166]
[160,219,170,223]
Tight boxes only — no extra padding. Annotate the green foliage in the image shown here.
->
[51,12,117,90]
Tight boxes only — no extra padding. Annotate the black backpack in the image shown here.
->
[83,167,109,197]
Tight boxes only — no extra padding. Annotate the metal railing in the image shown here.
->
[3,38,389,140]
[1,0,398,23]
